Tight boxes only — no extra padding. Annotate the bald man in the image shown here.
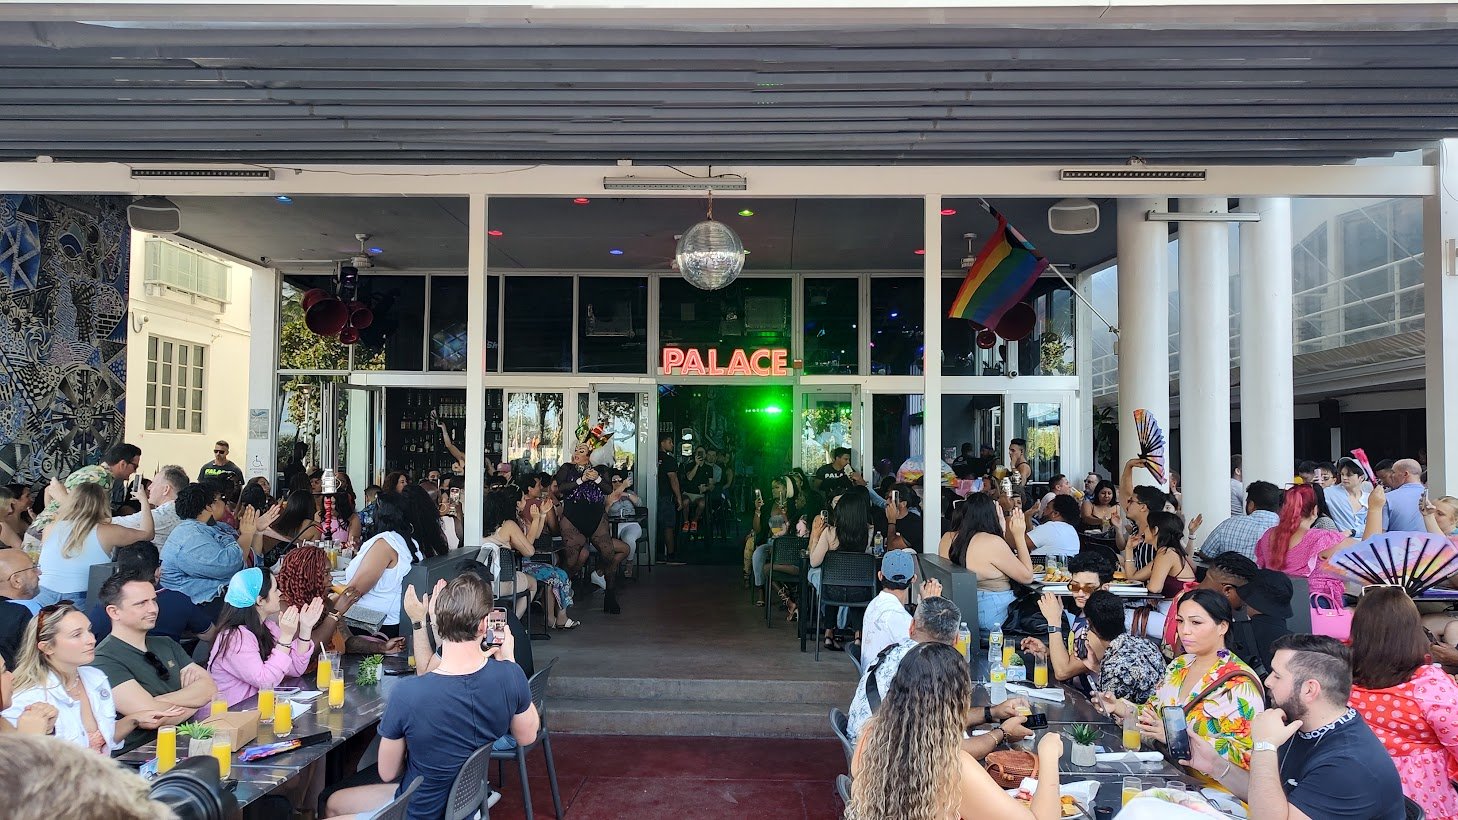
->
[1384,458,1427,532]
[0,550,41,669]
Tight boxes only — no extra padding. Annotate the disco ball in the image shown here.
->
[675,219,744,291]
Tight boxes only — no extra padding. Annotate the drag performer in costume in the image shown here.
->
[554,425,631,614]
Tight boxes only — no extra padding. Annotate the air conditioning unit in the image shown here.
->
[744,297,787,331]
[585,302,636,338]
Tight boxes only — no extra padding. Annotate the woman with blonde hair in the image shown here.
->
[849,642,1065,820]
[37,482,154,610]
[1,602,181,751]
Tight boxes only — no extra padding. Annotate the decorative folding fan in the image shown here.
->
[1328,532,1458,597]
[1133,408,1166,485]
[1350,448,1379,485]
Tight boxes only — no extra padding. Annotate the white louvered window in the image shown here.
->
[144,237,230,303]
[145,336,206,433]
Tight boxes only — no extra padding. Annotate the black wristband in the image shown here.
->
[983,706,994,725]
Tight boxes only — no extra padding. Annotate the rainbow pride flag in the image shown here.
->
[947,202,1049,327]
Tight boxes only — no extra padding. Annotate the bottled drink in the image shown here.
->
[954,622,971,660]
[871,532,885,557]
[988,626,1004,669]
[990,657,1008,705]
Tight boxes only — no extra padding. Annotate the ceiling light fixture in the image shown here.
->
[609,248,624,255]
[130,168,273,179]
[940,208,957,216]
[738,208,755,217]
[1145,211,1260,223]
[573,197,591,205]
[676,192,744,291]
[275,195,293,204]
[1060,168,1206,181]
[602,176,747,191]
[487,229,504,237]
[914,249,926,256]
[368,247,382,254]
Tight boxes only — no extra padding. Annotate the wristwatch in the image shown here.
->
[983,706,995,725]
[1252,741,1278,754]
[410,620,425,632]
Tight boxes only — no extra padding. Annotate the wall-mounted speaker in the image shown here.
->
[127,196,181,233]
[1318,398,1341,427]
[1048,198,1100,235]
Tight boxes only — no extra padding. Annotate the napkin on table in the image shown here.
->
[1007,683,1066,703]
[1094,750,1163,763]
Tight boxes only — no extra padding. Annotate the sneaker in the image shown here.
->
[688,521,699,533]
[486,791,502,809]
[591,571,607,590]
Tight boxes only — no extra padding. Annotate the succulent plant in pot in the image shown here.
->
[178,721,216,758]
[1069,723,1099,767]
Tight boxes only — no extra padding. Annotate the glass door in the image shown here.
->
[796,385,860,475]
[1007,394,1070,495]
[589,388,651,475]
[504,391,566,476]
[319,383,384,488]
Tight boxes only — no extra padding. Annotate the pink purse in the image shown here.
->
[1310,592,1352,641]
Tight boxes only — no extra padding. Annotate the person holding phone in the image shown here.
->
[606,469,642,582]
[746,477,800,605]
[37,483,155,611]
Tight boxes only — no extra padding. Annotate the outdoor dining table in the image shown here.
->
[118,654,406,810]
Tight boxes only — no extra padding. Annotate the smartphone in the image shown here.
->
[889,489,900,506]
[1025,712,1049,730]
[486,606,508,647]
[450,487,462,501]
[1421,490,1432,510]
[755,488,763,503]
[1161,706,1191,761]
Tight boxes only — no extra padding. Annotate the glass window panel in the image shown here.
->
[147,336,158,357]
[191,412,202,434]
[1013,401,1063,484]
[869,278,924,376]
[1392,199,1422,259]
[162,341,173,364]
[350,275,427,371]
[161,408,171,429]
[1018,283,1076,377]
[146,383,156,407]
[162,363,172,386]
[803,277,859,375]
[579,277,648,374]
[505,392,564,473]
[503,276,573,372]
[801,392,855,473]
[942,394,1002,475]
[178,345,188,369]
[1340,212,1388,274]
[279,277,351,371]
[428,275,469,372]
[145,408,156,430]
[940,279,1004,376]
[193,388,204,414]
[147,361,156,382]
[659,277,792,366]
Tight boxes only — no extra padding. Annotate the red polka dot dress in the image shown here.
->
[1350,663,1458,820]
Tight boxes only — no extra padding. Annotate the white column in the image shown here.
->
[1425,140,1458,495]
[463,193,488,546]
[1075,270,1095,479]
[1238,197,1295,487]
[922,194,943,554]
[1178,198,1232,531]
[1116,198,1170,488]
[245,266,280,486]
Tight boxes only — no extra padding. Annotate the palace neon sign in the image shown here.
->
[660,346,789,377]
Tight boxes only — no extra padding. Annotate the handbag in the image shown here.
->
[1001,581,1051,640]
[1183,667,1266,716]
[1310,592,1353,641]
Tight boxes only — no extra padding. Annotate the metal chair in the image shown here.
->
[844,640,863,674]
[766,536,809,629]
[814,551,878,661]
[445,744,495,820]
[496,548,549,642]
[492,658,563,820]
[633,505,651,577]
[829,707,854,768]
[835,774,852,807]
[372,777,423,820]
[1406,797,1426,820]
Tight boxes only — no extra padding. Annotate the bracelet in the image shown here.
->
[1216,758,1234,780]
[983,706,994,725]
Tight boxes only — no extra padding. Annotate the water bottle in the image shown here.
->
[955,623,972,660]
[872,532,885,557]
[988,626,1004,669]
[990,656,1008,705]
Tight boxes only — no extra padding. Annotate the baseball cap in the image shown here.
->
[881,550,917,584]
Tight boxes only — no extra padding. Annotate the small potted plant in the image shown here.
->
[178,721,216,758]
[356,654,384,686]
[1069,723,1099,767]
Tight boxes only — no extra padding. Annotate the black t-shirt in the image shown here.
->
[816,463,852,498]
[0,600,34,670]
[199,460,244,483]
[657,450,679,498]
[1277,709,1404,820]
[380,660,532,820]
[893,508,925,553]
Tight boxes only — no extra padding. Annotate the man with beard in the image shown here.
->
[1181,634,1403,820]
[554,441,630,614]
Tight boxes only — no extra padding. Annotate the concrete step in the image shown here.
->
[548,675,856,705]
[549,696,838,738]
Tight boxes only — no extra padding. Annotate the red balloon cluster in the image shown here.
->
[973,302,1037,349]
[302,288,373,345]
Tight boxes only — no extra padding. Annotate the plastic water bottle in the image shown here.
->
[988,626,1004,669]
[872,532,885,557]
[990,656,1008,705]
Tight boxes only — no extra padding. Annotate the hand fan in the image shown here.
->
[1328,531,1458,597]
[1349,448,1379,485]
[1133,409,1166,485]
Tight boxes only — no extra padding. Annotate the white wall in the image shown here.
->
[124,232,254,481]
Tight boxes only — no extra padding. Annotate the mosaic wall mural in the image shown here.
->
[0,194,130,484]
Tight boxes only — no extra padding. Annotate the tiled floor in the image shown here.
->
[489,734,846,819]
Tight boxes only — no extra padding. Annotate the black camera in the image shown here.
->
[149,756,238,820]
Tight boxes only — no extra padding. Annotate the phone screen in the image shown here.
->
[889,490,900,506]
[486,607,508,647]
[450,487,461,500]
[1161,706,1190,761]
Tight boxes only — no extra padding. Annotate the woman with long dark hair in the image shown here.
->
[808,486,875,649]
[321,471,362,546]
[207,567,322,706]
[1349,587,1458,820]
[937,493,1033,640]
[338,492,421,637]
[483,484,576,629]
[1256,484,1354,606]
[399,483,449,559]
[259,489,320,561]
[849,642,1065,820]
[1080,480,1120,529]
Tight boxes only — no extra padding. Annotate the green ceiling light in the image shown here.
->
[738,208,755,217]
[762,405,783,414]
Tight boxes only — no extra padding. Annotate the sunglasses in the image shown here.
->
[6,566,38,582]
[35,600,76,637]
[214,450,227,455]
[1067,582,1102,594]
[142,650,171,681]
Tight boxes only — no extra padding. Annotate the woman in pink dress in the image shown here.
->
[1349,587,1458,820]
[1255,484,1353,604]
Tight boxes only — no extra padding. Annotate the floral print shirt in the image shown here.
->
[1147,649,1265,770]
[1096,633,1166,704]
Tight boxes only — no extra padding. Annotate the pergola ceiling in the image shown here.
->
[1,17,1457,164]
[169,195,1124,273]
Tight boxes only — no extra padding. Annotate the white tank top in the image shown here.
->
[39,520,111,593]
[343,531,417,626]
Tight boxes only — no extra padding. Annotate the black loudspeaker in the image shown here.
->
[1318,398,1341,427]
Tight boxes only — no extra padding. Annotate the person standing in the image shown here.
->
[1385,458,1427,532]
[198,441,243,485]
[658,433,684,562]
[31,443,143,532]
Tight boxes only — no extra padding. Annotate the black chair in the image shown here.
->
[1406,797,1425,820]
[829,707,854,768]
[373,777,423,820]
[630,505,651,578]
[495,548,548,642]
[844,641,863,674]
[445,743,495,820]
[766,536,809,629]
[814,551,877,661]
[492,658,563,820]
[1289,575,1314,634]
[835,774,852,807]
[86,561,117,610]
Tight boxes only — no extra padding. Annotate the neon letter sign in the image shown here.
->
[661,346,789,377]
